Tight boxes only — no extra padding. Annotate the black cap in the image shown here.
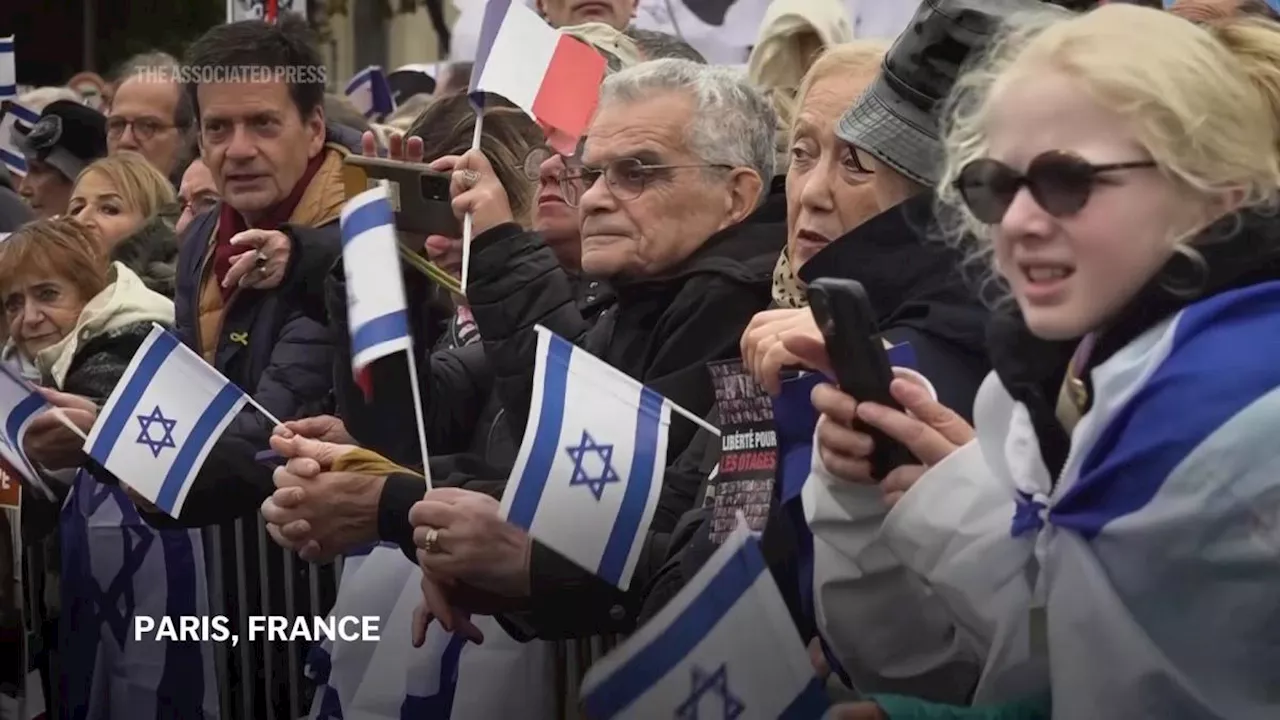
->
[12,100,108,181]
[387,68,437,105]
[837,0,1060,186]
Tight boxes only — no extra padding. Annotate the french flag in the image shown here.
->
[468,0,606,154]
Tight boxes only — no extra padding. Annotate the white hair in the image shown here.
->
[17,86,82,112]
[599,59,777,198]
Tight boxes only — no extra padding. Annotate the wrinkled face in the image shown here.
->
[197,80,324,224]
[536,0,636,29]
[4,277,86,358]
[577,92,740,280]
[535,151,582,270]
[69,171,147,253]
[785,72,881,270]
[17,161,74,219]
[107,77,186,177]
[985,70,1193,340]
[176,159,220,235]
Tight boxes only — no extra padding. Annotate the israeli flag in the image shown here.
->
[0,37,14,100]
[503,326,671,590]
[340,186,412,396]
[84,324,248,517]
[344,66,396,121]
[580,522,829,719]
[0,363,52,500]
[0,100,38,177]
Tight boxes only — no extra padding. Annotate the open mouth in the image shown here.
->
[1017,262,1075,300]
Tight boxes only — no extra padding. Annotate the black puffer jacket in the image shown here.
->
[638,191,994,641]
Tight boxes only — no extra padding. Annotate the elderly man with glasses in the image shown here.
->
[411,58,785,639]
[106,52,197,185]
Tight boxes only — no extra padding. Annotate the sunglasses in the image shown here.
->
[955,151,1156,225]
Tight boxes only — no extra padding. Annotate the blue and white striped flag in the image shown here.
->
[0,362,52,500]
[0,37,14,100]
[83,324,248,517]
[503,326,671,590]
[0,100,38,177]
[340,185,412,397]
[580,522,829,719]
[344,65,396,121]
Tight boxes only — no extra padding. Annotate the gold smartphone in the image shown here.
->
[342,155,462,238]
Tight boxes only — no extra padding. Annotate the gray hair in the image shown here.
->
[623,28,707,64]
[599,59,777,199]
[111,51,195,131]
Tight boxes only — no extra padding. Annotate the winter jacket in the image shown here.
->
[144,125,358,527]
[812,208,1280,718]
[639,191,993,685]
[108,215,179,299]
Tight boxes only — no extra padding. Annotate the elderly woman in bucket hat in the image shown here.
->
[12,100,108,219]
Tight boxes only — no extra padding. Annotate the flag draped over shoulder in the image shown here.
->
[340,186,413,399]
[580,522,828,719]
[467,0,605,154]
[59,469,219,720]
[502,326,671,591]
[83,325,248,518]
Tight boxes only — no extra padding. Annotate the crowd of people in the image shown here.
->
[3,0,1280,717]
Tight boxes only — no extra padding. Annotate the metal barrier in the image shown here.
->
[204,515,339,720]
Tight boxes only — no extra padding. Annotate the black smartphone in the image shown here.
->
[807,278,913,479]
[342,155,462,239]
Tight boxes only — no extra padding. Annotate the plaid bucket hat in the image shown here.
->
[837,0,1053,186]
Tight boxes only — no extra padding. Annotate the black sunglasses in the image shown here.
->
[955,151,1156,225]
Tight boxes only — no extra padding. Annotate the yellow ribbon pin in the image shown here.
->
[229,332,249,346]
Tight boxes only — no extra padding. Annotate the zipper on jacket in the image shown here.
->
[192,229,243,362]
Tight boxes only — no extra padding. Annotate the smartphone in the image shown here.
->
[807,278,914,479]
[342,155,462,239]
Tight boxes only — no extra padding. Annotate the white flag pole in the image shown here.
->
[50,407,88,441]
[670,402,720,437]
[459,111,485,294]
[243,394,285,429]
[404,349,434,490]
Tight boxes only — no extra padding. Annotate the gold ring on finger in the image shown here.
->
[420,527,443,554]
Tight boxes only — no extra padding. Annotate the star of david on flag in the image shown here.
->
[566,430,621,501]
[501,326,672,590]
[580,521,829,719]
[85,324,249,517]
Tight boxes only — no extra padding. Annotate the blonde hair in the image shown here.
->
[789,41,890,143]
[939,4,1280,277]
[74,151,177,221]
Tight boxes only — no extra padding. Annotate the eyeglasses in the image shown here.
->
[559,157,733,208]
[955,151,1156,225]
[106,117,176,142]
[522,144,582,181]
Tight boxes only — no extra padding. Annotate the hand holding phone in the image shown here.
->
[342,155,461,239]
[807,278,914,480]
